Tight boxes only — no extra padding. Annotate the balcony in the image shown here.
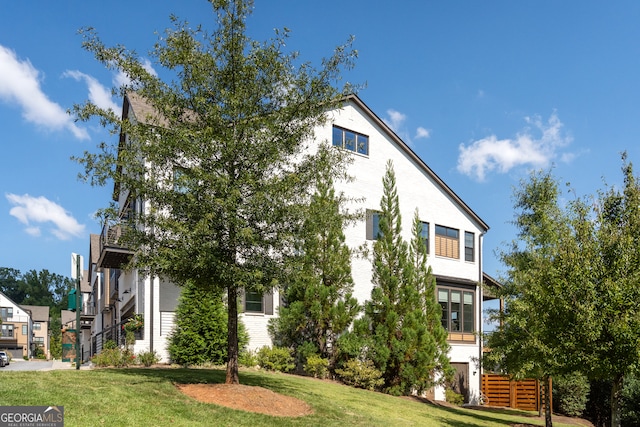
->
[79,305,96,329]
[97,223,134,269]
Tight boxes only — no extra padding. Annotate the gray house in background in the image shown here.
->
[21,305,50,359]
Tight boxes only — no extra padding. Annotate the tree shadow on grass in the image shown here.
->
[113,366,309,395]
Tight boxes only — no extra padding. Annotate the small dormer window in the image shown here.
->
[332,126,369,155]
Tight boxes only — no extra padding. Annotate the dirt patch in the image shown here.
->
[176,383,313,417]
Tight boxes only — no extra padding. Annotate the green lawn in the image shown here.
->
[0,367,576,426]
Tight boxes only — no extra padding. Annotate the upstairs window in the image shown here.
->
[465,232,475,262]
[435,225,459,259]
[0,307,12,320]
[333,126,369,155]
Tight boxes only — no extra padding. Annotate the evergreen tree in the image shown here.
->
[269,173,359,369]
[405,211,452,393]
[72,0,356,383]
[169,281,248,366]
[361,161,449,395]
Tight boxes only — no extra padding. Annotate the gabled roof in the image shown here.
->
[21,305,50,322]
[344,94,489,232]
[116,92,489,232]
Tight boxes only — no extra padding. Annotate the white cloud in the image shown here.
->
[415,126,430,139]
[63,70,119,113]
[457,112,572,181]
[384,109,406,131]
[6,193,85,240]
[383,109,430,146]
[0,45,89,139]
[112,58,158,89]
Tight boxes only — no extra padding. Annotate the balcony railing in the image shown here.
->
[97,223,134,269]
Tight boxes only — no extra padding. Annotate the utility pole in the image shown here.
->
[72,253,82,370]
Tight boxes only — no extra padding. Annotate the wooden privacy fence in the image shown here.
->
[481,374,543,411]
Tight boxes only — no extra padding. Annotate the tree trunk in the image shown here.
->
[226,284,239,384]
[611,374,623,427]
[543,376,553,427]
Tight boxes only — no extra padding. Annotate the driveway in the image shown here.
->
[0,359,90,371]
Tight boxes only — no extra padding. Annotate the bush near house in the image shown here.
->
[335,359,384,391]
[256,346,295,373]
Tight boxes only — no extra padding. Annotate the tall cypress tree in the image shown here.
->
[362,160,449,395]
[404,211,452,394]
[269,171,359,369]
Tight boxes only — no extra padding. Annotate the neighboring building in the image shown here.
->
[22,305,50,359]
[87,93,497,404]
[0,292,32,360]
[61,271,95,363]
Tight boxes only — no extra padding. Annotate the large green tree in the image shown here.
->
[361,161,450,395]
[486,160,640,427]
[588,156,640,427]
[268,172,359,370]
[72,0,356,383]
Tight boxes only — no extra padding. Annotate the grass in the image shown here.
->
[0,367,578,427]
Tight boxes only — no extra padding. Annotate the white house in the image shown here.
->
[239,95,490,403]
[0,291,32,360]
[89,93,493,404]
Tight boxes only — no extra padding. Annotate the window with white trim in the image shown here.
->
[245,290,263,313]
[1,324,14,338]
[0,307,13,320]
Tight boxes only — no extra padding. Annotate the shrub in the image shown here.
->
[256,346,294,372]
[137,350,159,367]
[103,340,117,350]
[553,372,589,417]
[238,350,258,368]
[445,389,464,406]
[305,355,329,379]
[622,374,640,426]
[92,347,135,367]
[335,359,384,391]
[168,283,249,366]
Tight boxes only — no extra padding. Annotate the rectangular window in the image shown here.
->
[34,337,44,346]
[465,232,475,262]
[438,288,474,334]
[438,289,449,330]
[245,290,263,313]
[1,324,14,338]
[435,225,459,259]
[33,323,41,331]
[332,125,369,155]
[173,168,189,194]
[22,325,27,335]
[420,221,429,254]
[366,210,382,240]
[0,307,13,320]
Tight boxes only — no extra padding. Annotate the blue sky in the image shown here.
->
[2,1,640,281]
